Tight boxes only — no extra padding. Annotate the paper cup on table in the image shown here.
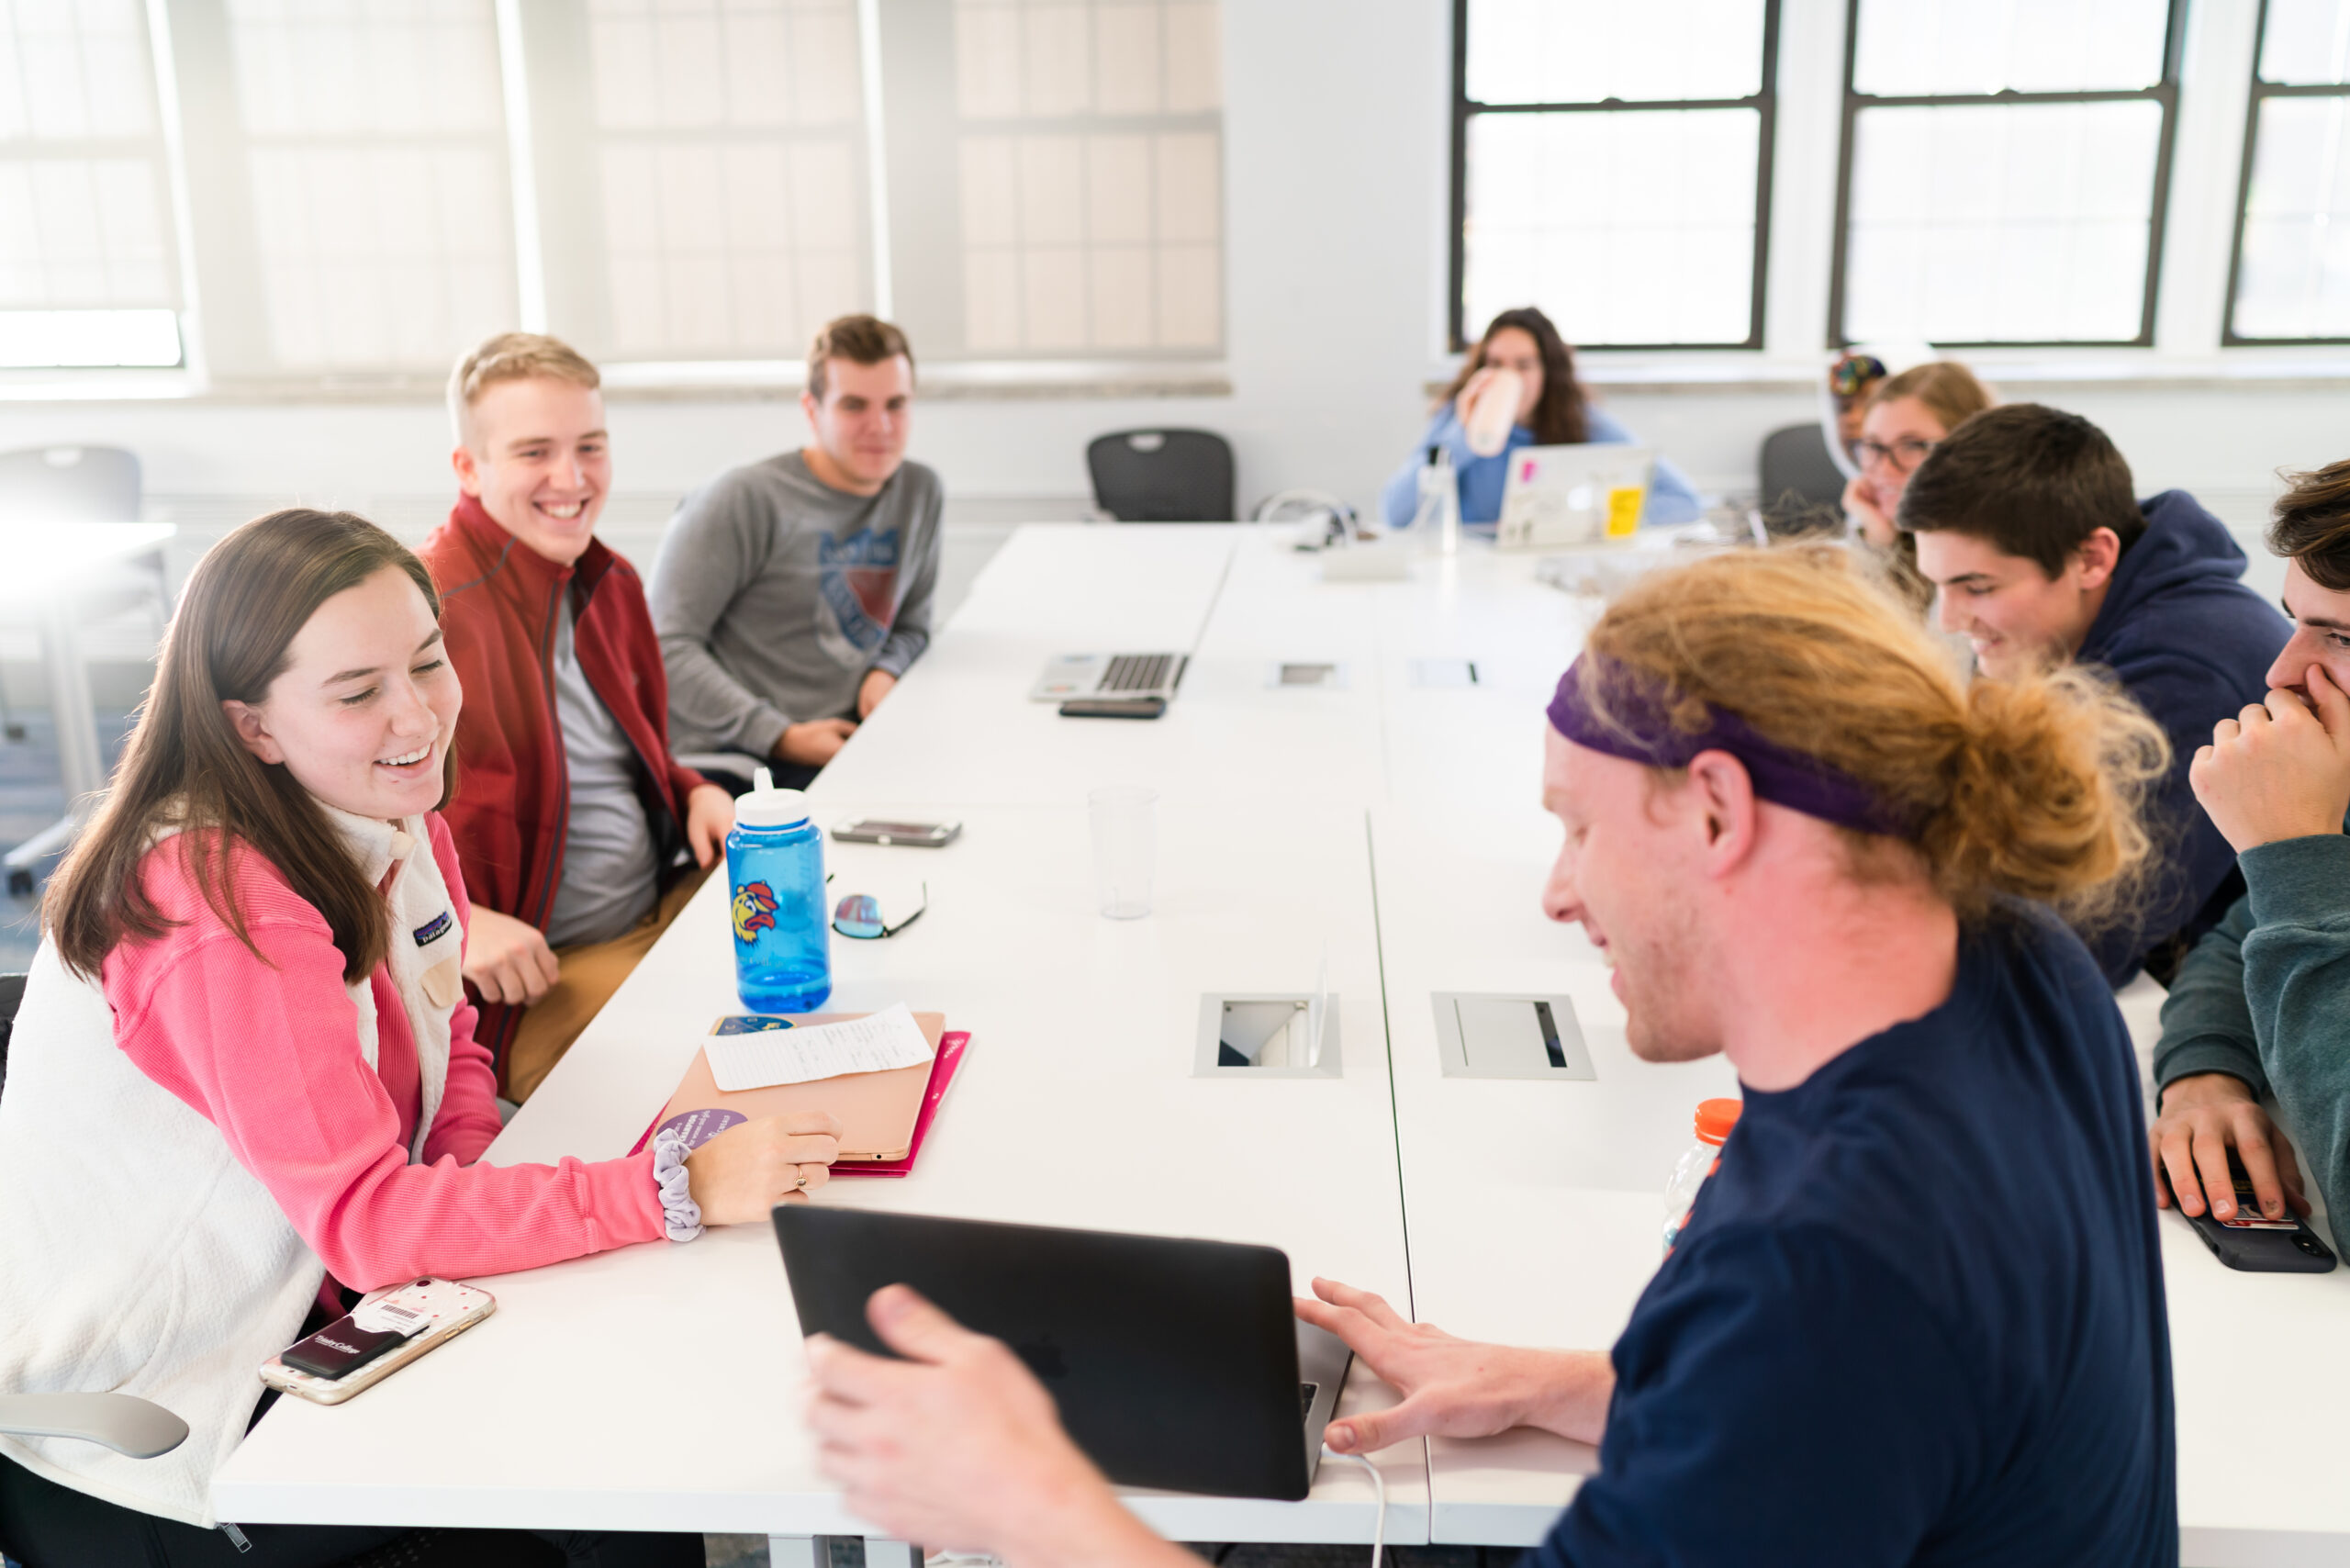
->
[1090,785,1158,919]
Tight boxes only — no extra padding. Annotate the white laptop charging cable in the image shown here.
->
[1319,1446,1385,1568]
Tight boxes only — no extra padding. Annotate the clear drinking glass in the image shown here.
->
[1089,785,1158,919]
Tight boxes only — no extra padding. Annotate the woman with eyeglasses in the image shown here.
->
[1379,306,1703,530]
[1842,361,1996,549]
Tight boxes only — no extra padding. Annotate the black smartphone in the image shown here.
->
[2185,1162,2337,1273]
[279,1315,412,1380]
[1058,697,1166,720]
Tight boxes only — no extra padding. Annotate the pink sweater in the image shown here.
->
[101,817,665,1293]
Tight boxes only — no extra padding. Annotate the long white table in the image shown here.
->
[820,523,1388,809]
[211,523,2350,1566]
[214,800,1427,1547]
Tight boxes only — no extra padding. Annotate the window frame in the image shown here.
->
[1446,0,1782,354]
[0,1,189,367]
[2221,0,2350,346]
[1824,0,2188,351]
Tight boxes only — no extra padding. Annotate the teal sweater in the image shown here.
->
[2153,831,2350,1247]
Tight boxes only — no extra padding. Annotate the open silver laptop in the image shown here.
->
[1028,651,1188,702]
[1495,442,1655,550]
[1028,535,1237,703]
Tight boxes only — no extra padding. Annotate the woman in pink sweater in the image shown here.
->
[0,510,839,1567]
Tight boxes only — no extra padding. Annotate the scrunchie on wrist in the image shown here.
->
[652,1130,703,1242]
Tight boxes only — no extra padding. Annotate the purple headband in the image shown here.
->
[1546,655,1917,838]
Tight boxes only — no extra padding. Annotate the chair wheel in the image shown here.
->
[7,869,34,897]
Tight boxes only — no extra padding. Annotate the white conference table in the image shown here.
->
[213,799,1427,1549]
[213,522,2350,1565]
[819,524,1390,809]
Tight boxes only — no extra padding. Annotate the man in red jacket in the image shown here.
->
[422,332,735,1100]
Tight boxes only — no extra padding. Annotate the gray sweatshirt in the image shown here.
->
[2153,829,2350,1248]
[650,451,943,757]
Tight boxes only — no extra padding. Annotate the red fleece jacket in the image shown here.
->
[418,495,706,1074]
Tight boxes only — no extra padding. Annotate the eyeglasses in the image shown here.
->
[1852,435,1937,473]
[833,883,928,940]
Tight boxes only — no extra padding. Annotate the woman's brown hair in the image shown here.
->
[1438,306,1589,446]
[1580,543,2167,928]
[1859,362,1996,613]
[1866,360,1995,440]
[45,509,451,983]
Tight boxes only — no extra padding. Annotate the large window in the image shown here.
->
[525,0,874,364]
[876,0,1223,361]
[2227,0,2350,342]
[1450,0,1778,351]
[12,0,1222,386]
[207,0,517,375]
[0,0,182,368]
[1830,0,2185,348]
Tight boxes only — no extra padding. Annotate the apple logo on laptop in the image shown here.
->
[1014,1334,1069,1380]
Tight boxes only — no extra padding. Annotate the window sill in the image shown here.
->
[0,360,1236,405]
[1429,346,2350,398]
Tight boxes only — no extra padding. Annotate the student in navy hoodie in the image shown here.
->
[1900,404,2288,986]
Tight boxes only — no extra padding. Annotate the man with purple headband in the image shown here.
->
[796,549,2177,1566]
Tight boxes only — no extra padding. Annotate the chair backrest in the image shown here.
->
[1086,429,1235,522]
[0,970,24,1098]
[1757,424,1847,518]
[0,445,142,526]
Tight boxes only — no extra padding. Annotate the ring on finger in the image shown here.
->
[794,1168,811,1192]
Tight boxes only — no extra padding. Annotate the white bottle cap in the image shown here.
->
[733,766,811,829]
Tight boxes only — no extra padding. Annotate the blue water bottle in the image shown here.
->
[726,768,831,1013]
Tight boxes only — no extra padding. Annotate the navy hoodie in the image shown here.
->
[2076,490,2288,985]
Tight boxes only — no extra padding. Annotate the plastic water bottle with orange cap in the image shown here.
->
[1662,1098,1743,1256]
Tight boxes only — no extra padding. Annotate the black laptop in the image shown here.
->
[774,1207,1353,1502]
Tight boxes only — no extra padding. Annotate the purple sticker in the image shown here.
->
[657,1107,747,1151]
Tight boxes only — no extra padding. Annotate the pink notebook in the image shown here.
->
[834,1030,970,1179]
[630,1030,970,1181]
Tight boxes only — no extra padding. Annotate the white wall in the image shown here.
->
[5,0,2350,656]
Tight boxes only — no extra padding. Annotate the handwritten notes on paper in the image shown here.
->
[706,1002,934,1091]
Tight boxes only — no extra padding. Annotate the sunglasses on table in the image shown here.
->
[833,882,928,940]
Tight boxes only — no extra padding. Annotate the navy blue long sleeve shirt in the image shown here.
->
[2075,490,2287,985]
[1533,905,2176,1567]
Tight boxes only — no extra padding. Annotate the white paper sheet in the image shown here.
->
[706,1002,934,1091]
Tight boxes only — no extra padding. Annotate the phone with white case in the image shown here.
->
[259,1276,495,1406]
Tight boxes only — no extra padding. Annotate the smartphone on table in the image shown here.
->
[831,818,962,848]
[2185,1161,2338,1274]
[259,1277,496,1406]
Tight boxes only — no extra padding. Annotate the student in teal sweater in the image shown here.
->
[2151,460,2350,1249]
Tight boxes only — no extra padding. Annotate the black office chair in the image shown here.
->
[1085,430,1236,522]
[1753,424,1851,539]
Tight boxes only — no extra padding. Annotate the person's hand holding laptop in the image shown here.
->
[799,1264,1610,1562]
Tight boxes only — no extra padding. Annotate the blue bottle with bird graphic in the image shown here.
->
[726,768,831,1014]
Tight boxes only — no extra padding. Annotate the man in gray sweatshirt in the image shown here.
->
[2151,459,2350,1249]
[650,314,943,790]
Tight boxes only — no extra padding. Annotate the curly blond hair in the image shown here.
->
[1581,543,2168,928]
